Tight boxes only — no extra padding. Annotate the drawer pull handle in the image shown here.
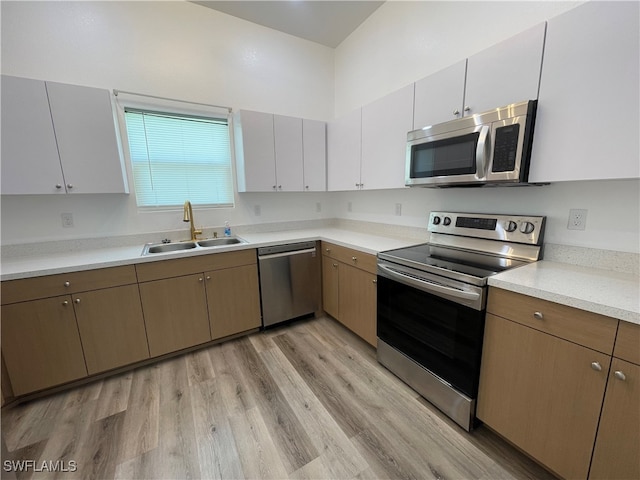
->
[614,371,626,381]
[352,256,357,262]
[64,281,71,287]
[533,311,544,320]
[326,248,331,253]
[591,361,602,372]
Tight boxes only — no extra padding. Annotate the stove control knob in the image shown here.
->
[432,216,441,225]
[520,221,535,234]
[443,216,452,226]
[505,220,518,232]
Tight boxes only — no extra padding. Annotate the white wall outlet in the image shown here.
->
[395,203,402,216]
[254,205,261,216]
[61,212,74,228]
[316,202,322,213]
[567,209,588,230]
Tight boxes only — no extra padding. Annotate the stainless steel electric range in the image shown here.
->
[377,211,546,431]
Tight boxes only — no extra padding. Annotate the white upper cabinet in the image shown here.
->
[235,110,276,192]
[327,108,362,191]
[235,110,326,192]
[302,119,326,192]
[1,75,128,195]
[414,60,467,129]
[464,22,546,116]
[529,2,639,183]
[274,114,304,192]
[361,84,414,190]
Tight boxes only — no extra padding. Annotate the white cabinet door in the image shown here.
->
[273,114,303,192]
[529,2,639,183]
[327,108,362,191]
[414,60,467,129]
[45,81,127,194]
[1,75,67,194]
[361,84,414,190]
[235,110,276,192]
[464,22,546,116]
[302,119,326,192]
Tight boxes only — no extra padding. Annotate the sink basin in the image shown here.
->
[197,237,247,248]
[142,242,197,255]
[141,236,248,255]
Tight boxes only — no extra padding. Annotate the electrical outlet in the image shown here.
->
[254,205,261,216]
[395,203,402,216]
[567,209,588,230]
[316,202,322,213]
[61,212,74,228]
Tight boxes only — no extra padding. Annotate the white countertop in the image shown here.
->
[3,228,638,325]
[0,228,420,281]
[489,261,640,324]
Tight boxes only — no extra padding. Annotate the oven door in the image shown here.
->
[377,261,486,398]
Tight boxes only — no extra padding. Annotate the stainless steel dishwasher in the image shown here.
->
[258,241,321,328]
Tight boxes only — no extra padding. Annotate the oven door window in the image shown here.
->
[377,275,485,397]
[410,132,479,179]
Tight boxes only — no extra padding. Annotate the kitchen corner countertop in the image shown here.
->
[489,261,640,325]
[0,228,422,282]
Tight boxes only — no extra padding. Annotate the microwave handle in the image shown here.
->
[476,125,491,179]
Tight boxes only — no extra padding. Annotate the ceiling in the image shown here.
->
[191,1,385,48]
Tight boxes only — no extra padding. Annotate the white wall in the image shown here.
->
[1,1,334,244]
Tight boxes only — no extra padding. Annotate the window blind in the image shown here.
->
[124,109,234,208]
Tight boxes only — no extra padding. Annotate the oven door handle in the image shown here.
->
[378,264,481,302]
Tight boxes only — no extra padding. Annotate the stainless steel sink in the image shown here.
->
[141,236,248,255]
[197,237,247,248]
[142,242,197,255]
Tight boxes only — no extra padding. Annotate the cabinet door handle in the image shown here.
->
[67,184,74,190]
[591,361,602,372]
[278,185,282,190]
[206,276,211,281]
[352,256,357,262]
[453,109,460,116]
[372,279,377,284]
[614,370,626,381]
[56,184,63,190]
[198,277,204,282]
[464,106,471,112]
[62,300,69,306]
[332,263,338,268]
[533,311,544,320]
[325,248,331,253]
[64,281,71,287]
[74,298,81,304]
[305,185,309,190]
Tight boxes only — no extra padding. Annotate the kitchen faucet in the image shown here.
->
[183,200,202,241]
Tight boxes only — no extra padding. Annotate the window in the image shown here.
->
[124,108,234,208]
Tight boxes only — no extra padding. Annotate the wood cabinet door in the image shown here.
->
[45,81,127,194]
[206,264,262,340]
[302,119,326,192]
[1,296,87,395]
[274,114,304,191]
[235,110,277,192]
[464,22,546,115]
[327,108,362,191]
[413,60,466,129]
[322,255,340,319]
[529,2,639,182]
[0,75,66,194]
[339,265,377,347]
[477,313,610,480]
[139,274,211,357]
[74,285,150,375]
[589,358,640,480]
[361,84,414,190]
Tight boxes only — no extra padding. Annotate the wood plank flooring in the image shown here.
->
[1,316,557,479]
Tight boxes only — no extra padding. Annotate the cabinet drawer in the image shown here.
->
[614,321,640,365]
[487,287,618,355]
[136,249,257,283]
[1,265,137,305]
[321,241,377,274]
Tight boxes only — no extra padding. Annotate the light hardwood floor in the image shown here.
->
[1,316,556,479]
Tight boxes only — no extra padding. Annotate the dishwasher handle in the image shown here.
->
[258,247,316,261]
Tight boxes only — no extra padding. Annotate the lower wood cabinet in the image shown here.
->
[1,296,88,396]
[321,242,377,346]
[477,287,639,480]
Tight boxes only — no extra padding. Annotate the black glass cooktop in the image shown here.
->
[378,243,520,283]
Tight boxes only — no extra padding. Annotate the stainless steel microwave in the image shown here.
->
[406,100,537,187]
